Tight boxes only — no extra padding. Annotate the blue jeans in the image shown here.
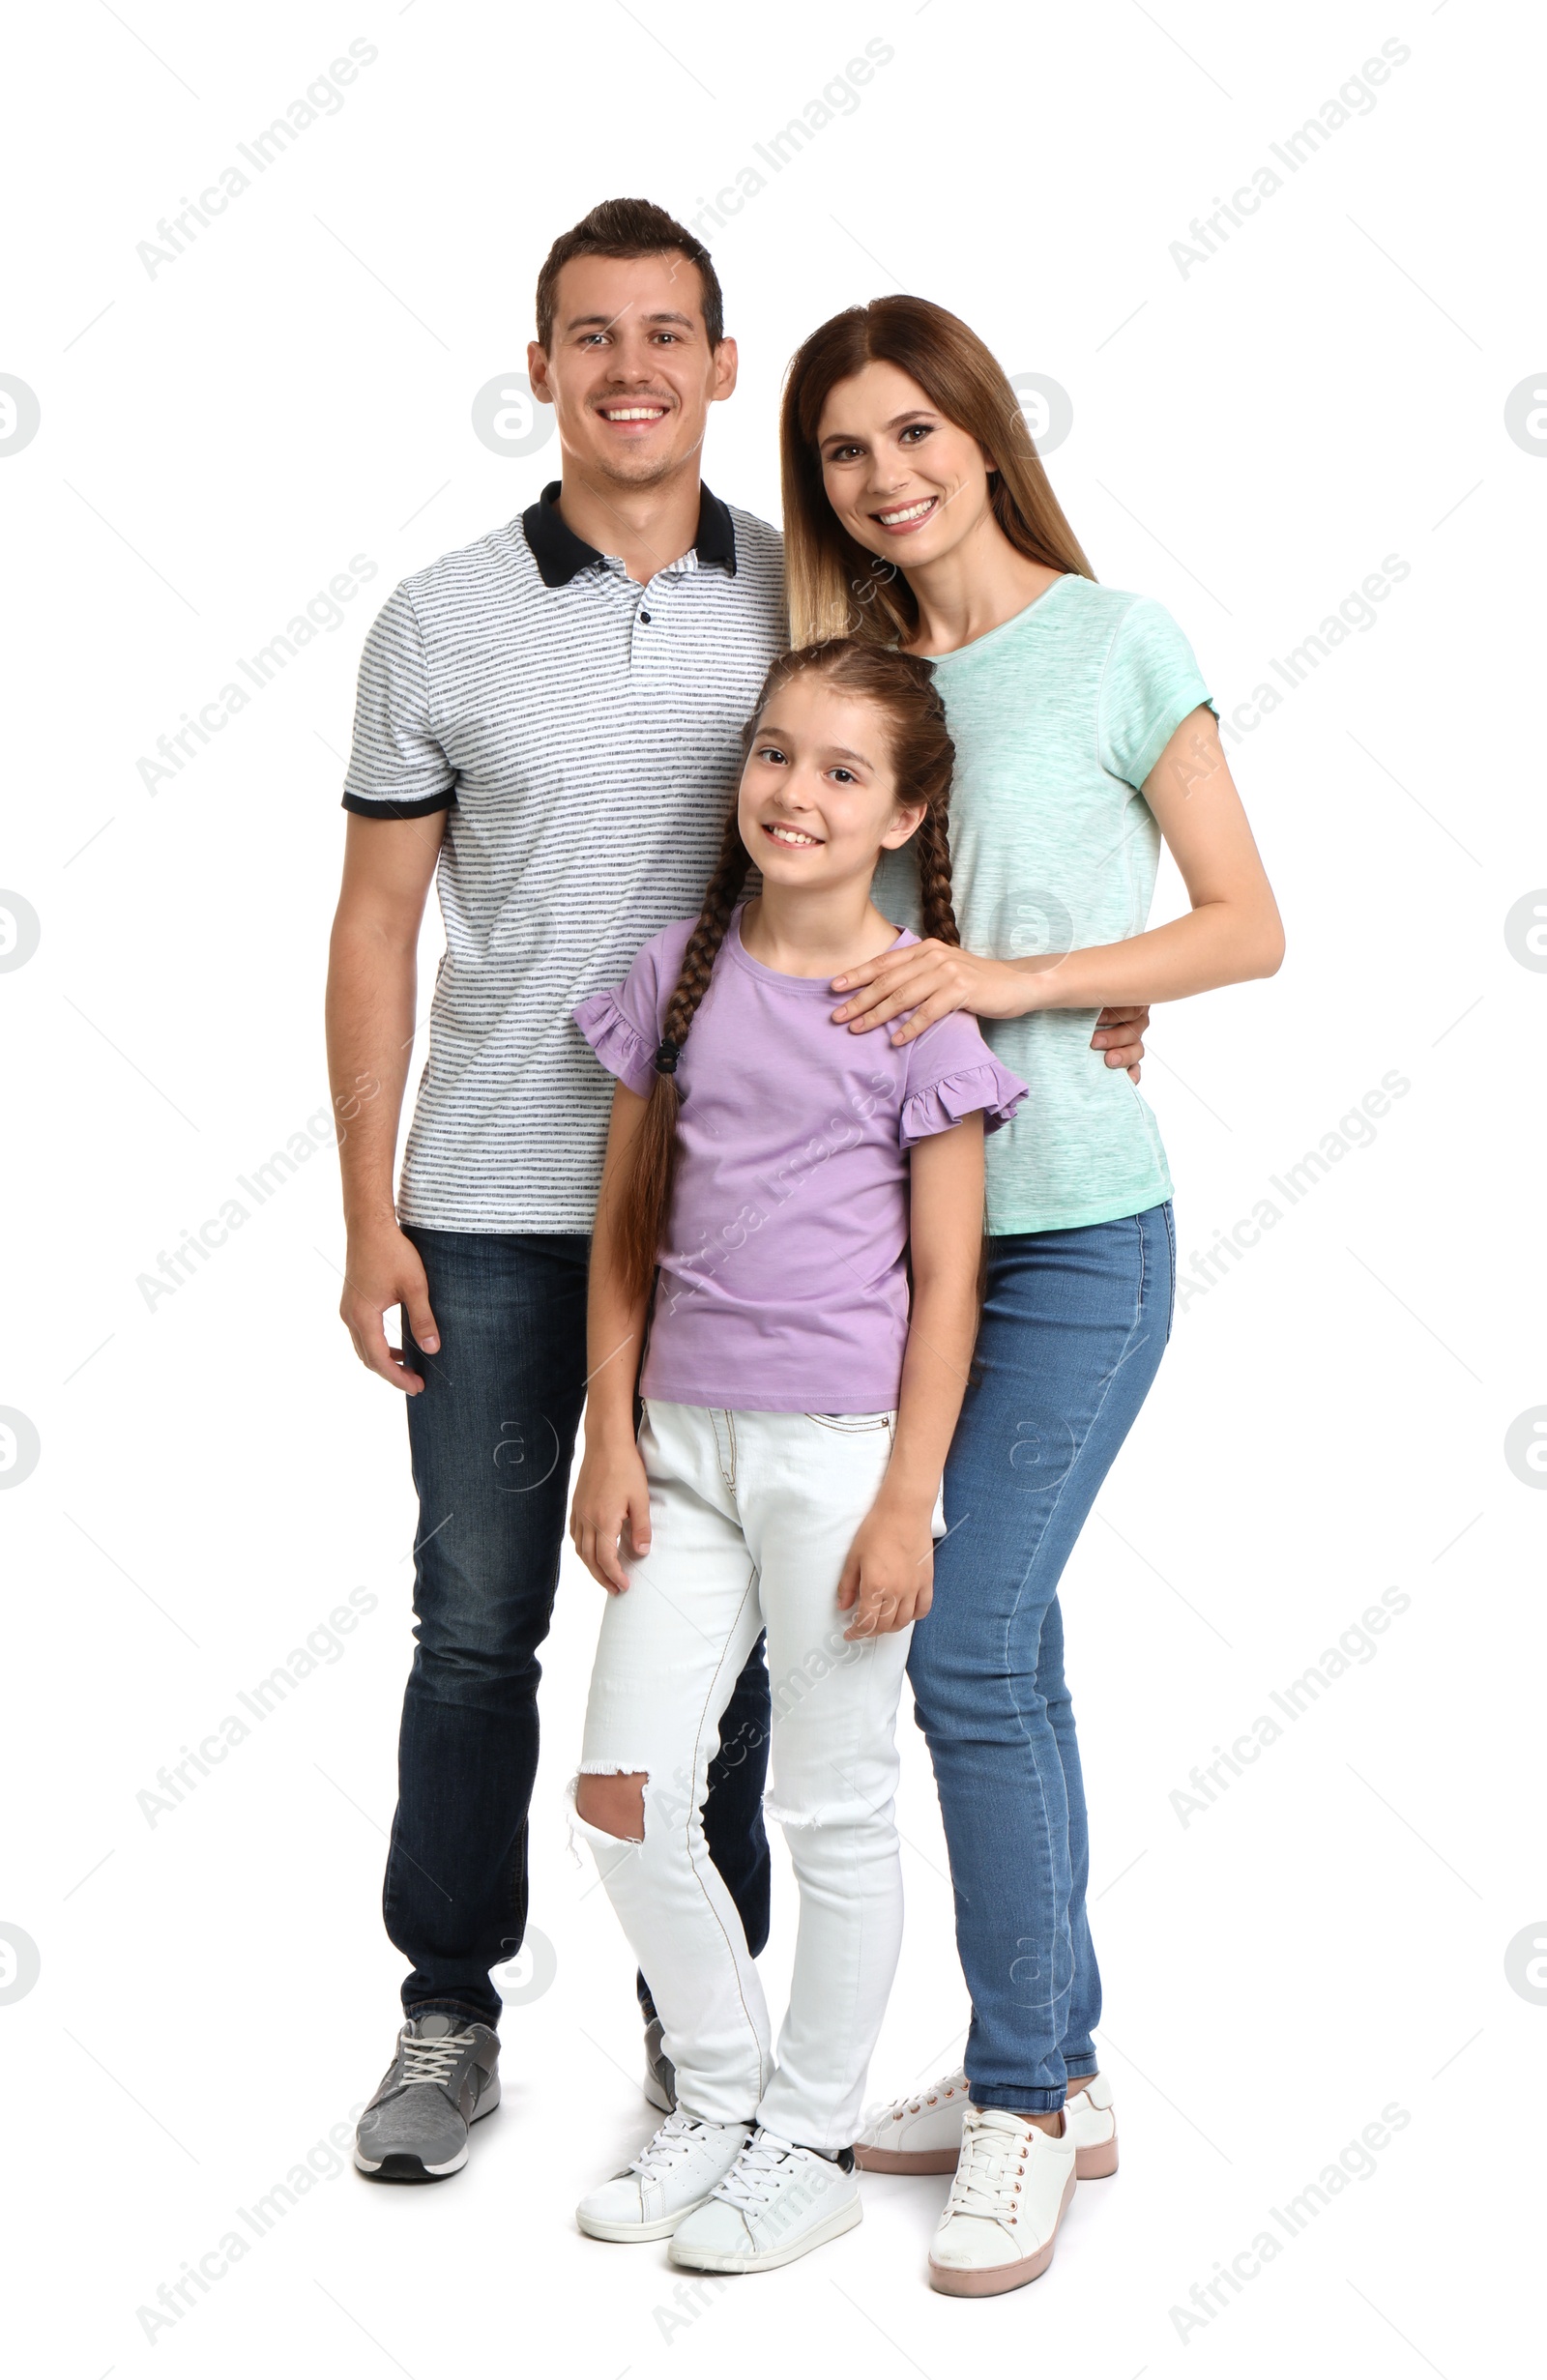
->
[389,1230,772,2031]
[908,1205,1175,2113]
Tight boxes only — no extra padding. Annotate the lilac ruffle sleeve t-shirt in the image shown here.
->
[573,905,1026,1413]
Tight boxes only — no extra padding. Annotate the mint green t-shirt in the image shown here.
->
[872,575,1212,1235]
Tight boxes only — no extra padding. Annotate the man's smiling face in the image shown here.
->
[528,249,738,492]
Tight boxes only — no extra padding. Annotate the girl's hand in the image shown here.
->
[836,1498,937,1640]
[830,942,1036,1042]
[570,1437,653,1593]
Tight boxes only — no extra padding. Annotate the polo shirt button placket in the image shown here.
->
[633,580,662,667]
[343,474,783,1231]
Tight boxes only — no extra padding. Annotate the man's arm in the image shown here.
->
[325,809,447,1390]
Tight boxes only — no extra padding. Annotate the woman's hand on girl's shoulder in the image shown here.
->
[569,1437,653,1593]
[830,940,1029,1043]
[837,1501,937,1639]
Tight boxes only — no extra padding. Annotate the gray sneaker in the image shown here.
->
[354,2013,501,2181]
[643,2014,677,2115]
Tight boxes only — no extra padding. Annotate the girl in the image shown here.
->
[564,641,1025,2276]
[778,299,1284,2296]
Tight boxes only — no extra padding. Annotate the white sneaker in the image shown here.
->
[857,2068,1118,2179]
[928,2104,1077,2297]
[575,2112,750,2242]
[854,2070,971,2174]
[669,2129,861,2274]
[1067,2073,1118,2175]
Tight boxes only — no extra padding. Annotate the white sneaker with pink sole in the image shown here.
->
[929,2104,1079,2297]
[855,2068,1118,2179]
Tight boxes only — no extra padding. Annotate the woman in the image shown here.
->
[778,298,1284,2298]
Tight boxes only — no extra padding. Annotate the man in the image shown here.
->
[327,194,1151,2186]
[327,198,782,2181]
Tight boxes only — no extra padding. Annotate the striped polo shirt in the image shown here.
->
[342,483,786,1232]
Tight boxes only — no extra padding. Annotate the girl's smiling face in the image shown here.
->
[816,359,998,570]
[739,675,924,894]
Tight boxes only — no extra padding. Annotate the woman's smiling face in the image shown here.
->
[816,360,998,570]
[738,675,923,896]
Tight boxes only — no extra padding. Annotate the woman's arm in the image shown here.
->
[569,1083,655,1592]
[832,708,1285,1043]
[836,1117,984,1640]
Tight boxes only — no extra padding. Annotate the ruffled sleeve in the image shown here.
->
[572,988,657,1099]
[899,1057,1027,1148]
[573,918,696,1097]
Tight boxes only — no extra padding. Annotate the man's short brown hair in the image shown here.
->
[535,197,724,351]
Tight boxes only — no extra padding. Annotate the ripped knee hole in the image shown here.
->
[576,1768,649,1841]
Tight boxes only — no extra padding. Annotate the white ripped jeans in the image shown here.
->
[569,1399,923,2155]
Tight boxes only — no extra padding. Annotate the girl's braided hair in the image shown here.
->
[606,638,958,1303]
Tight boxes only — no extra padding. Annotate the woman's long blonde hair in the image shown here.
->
[780,295,1095,649]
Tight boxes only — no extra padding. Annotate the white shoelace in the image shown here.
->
[944,2108,1035,2220]
[714,2132,810,2210]
[629,2114,715,2181]
[872,2073,967,2125]
[398,2026,476,2089]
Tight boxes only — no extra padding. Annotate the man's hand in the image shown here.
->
[1092,1002,1151,1083]
[570,1436,653,1593]
[836,1496,936,1640]
[339,1219,440,1393]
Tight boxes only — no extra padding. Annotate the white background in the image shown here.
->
[3,2,1543,2373]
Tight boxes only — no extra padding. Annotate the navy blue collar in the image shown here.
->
[521,480,738,587]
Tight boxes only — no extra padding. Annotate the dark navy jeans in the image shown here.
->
[389,1229,772,2031]
[908,1205,1175,2113]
